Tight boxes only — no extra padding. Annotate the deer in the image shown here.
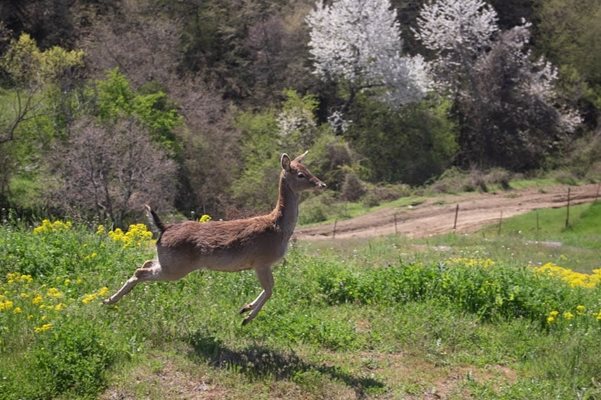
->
[103,151,326,325]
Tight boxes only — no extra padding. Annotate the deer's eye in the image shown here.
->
[297,172,306,179]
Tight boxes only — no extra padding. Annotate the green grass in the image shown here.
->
[1,219,600,399]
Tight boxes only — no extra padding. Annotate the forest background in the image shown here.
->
[0,0,600,226]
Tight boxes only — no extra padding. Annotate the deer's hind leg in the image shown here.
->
[103,260,164,305]
[240,266,274,325]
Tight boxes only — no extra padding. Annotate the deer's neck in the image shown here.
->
[272,172,299,239]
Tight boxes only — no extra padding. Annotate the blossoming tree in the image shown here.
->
[306,0,431,115]
[414,0,580,169]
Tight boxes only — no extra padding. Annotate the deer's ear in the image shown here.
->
[281,153,291,171]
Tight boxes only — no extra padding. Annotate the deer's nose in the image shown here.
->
[317,181,327,189]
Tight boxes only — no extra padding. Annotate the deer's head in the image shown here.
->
[281,151,326,192]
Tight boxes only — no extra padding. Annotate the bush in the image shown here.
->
[340,172,366,202]
[28,317,116,398]
[429,167,513,194]
[362,183,411,207]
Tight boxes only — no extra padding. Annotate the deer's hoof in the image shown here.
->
[241,317,252,326]
[239,304,252,314]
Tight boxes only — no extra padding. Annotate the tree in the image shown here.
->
[0,33,83,206]
[466,24,580,169]
[414,0,580,169]
[414,0,498,94]
[536,0,601,126]
[0,33,83,144]
[306,0,430,112]
[50,117,177,225]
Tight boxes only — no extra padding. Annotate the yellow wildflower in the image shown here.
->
[549,310,559,318]
[563,311,574,320]
[0,300,14,311]
[96,224,106,235]
[108,224,153,247]
[576,305,586,315]
[534,263,600,288]
[33,219,72,234]
[81,293,97,304]
[13,307,22,314]
[54,303,66,311]
[34,323,53,333]
[97,287,109,297]
[32,294,43,305]
[199,214,212,223]
[46,287,63,298]
[547,316,556,324]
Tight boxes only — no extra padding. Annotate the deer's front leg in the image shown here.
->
[240,267,273,325]
[103,260,161,305]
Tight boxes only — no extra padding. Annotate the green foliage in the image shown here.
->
[537,0,601,111]
[347,95,458,185]
[232,90,325,210]
[95,69,182,153]
[0,33,84,87]
[29,316,116,398]
[572,201,601,234]
[0,222,600,398]
[231,109,280,210]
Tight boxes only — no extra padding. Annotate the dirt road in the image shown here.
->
[294,183,600,241]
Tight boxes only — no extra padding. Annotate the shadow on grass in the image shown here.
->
[187,330,385,398]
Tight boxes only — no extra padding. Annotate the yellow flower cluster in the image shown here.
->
[198,214,212,223]
[33,219,72,234]
[445,257,495,268]
[6,273,33,284]
[106,223,153,247]
[34,323,53,333]
[546,305,601,325]
[534,263,601,288]
[0,298,14,311]
[1,272,74,335]
[81,287,110,304]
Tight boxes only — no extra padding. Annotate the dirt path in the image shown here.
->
[294,183,600,241]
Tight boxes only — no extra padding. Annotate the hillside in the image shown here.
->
[0,0,600,223]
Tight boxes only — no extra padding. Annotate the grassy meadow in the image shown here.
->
[0,203,600,399]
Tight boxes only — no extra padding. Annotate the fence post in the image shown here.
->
[332,219,338,239]
[565,187,571,228]
[536,209,540,240]
[497,210,503,235]
[453,204,459,231]
[394,213,398,235]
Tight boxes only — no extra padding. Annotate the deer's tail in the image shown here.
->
[144,204,166,234]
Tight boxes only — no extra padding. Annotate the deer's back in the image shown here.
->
[155,217,289,275]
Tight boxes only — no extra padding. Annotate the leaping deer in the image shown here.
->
[103,152,326,324]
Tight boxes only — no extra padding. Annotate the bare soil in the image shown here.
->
[295,183,600,241]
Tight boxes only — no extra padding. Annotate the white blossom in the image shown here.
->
[414,0,498,57]
[327,110,351,133]
[307,0,430,107]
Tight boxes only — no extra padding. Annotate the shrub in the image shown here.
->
[28,317,116,398]
[362,183,411,207]
[340,172,366,202]
[430,167,513,194]
[298,193,331,224]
